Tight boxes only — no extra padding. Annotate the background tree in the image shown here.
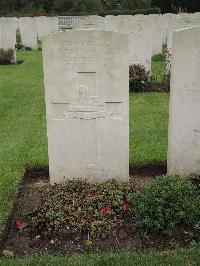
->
[152,0,200,13]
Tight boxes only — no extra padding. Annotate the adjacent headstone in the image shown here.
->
[0,17,16,62]
[74,16,106,30]
[168,26,200,176]
[167,15,194,51]
[42,30,129,183]
[148,14,163,55]
[106,16,152,71]
[162,13,175,46]
[13,17,19,30]
[19,17,38,49]
[36,16,59,40]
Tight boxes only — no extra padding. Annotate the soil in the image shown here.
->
[149,84,170,92]
[0,164,191,257]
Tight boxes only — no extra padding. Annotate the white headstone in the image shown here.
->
[167,14,195,51]
[74,16,106,30]
[36,16,59,40]
[168,26,200,176]
[19,17,38,49]
[13,17,19,30]
[148,14,163,55]
[162,13,175,46]
[42,30,129,183]
[0,17,16,62]
[106,16,152,71]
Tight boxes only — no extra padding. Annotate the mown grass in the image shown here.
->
[129,92,169,166]
[0,51,176,263]
[0,51,48,234]
[0,246,200,266]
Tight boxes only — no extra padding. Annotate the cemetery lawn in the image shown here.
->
[0,51,169,234]
[0,246,200,265]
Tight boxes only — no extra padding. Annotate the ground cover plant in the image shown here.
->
[2,173,199,256]
[27,179,134,240]
[128,175,200,238]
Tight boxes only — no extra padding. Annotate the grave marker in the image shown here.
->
[42,30,129,183]
[168,26,200,176]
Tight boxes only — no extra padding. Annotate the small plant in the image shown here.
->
[26,179,134,240]
[129,64,152,92]
[0,48,15,64]
[164,48,172,90]
[128,175,200,236]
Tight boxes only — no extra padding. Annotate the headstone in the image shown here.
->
[36,16,59,40]
[74,16,106,30]
[42,30,129,183]
[148,14,163,55]
[19,17,38,49]
[168,26,200,176]
[167,14,194,51]
[162,13,175,46]
[13,17,19,30]
[106,16,152,71]
[0,17,16,62]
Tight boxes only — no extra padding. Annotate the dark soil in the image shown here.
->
[0,164,191,257]
[149,84,170,92]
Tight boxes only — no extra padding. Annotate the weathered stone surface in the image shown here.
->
[148,14,163,55]
[168,26,200,176]
[19,17,38,49]
[0,17,16,62]
[167,14,195,51]
[74,16,106,30]
[42,30,129,183]
[36,16,59,40]
[105,16,152,71]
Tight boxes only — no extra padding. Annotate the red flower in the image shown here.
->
[102,205,111,214]
[124,202,130,211]
[15,220,27,230]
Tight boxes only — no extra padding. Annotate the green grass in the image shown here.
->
[0,51,48,234]
[0,246,200,265]
[129,92,169,166]
[0,51,178,263]
[151,53,166,84]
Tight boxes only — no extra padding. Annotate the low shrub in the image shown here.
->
[0,48,15,64]
[128,175,200,236]
[26,179,134,239]
[129,64,152,92]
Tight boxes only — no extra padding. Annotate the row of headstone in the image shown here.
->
[1,13,199,67]
[0,16,59,52]
[73,13,200,70]
[42,25,200,183]
[0,17,17,62]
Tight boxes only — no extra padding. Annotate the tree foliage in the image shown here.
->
[0,0,152,15]
[0,0,199,15]
[152,0,200,13]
